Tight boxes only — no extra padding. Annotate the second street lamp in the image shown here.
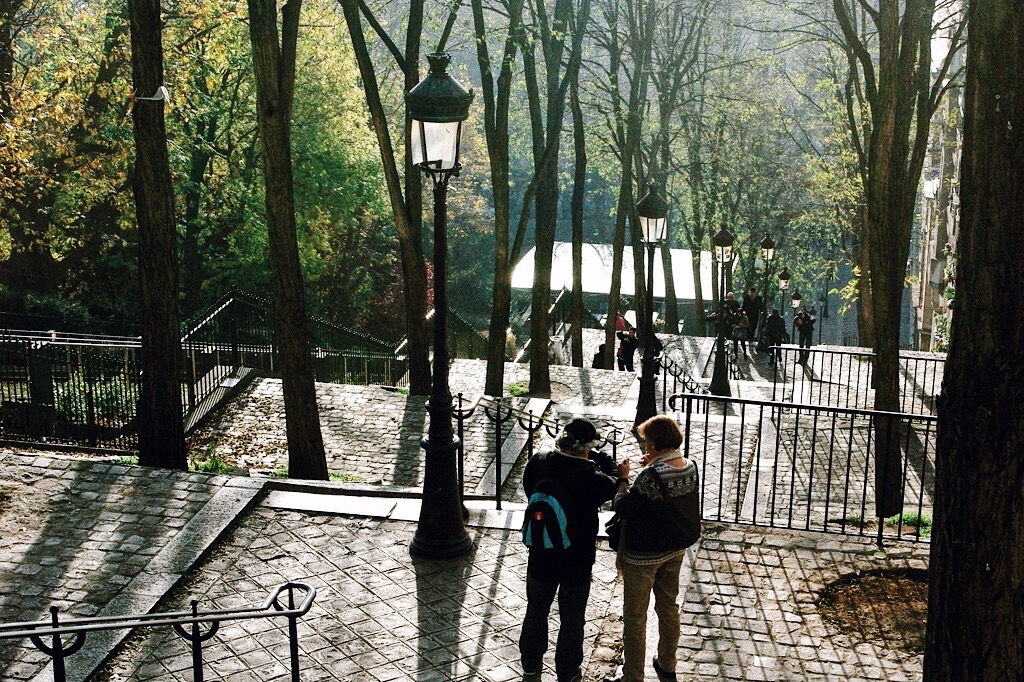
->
[635,183,668,427]
[778,267,791,313]
[790,288,802,341]
[709,227,734,396]
[406,53,474,560]
[758,235,775,347]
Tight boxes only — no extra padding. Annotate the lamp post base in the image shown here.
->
[634,357,658,428]
[410,400,473,560]
[709,336,731,397]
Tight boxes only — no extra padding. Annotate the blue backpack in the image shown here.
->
[522,477,576,551]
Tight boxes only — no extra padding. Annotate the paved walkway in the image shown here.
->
[0,452,928,682]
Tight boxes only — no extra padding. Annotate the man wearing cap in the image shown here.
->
[519,418,631,682]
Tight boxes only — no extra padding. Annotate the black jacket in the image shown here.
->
[523,450,618,582]
[613,459,700,557]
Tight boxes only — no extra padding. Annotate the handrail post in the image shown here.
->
[288,586,300,682]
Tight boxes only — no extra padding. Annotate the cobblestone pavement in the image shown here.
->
[0,453,260,681]
[95,508,621,682]
[191,378,531,490]
[94,507,928,682]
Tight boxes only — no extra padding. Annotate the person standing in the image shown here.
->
[605,415,701,682]
[732,310,751,357]
[763,308,787,365]
[795,308,815,363]
[741,286,763,344]
[617,328,639,372]
[520,419,630,682]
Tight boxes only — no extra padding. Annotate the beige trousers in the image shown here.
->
[619,553,684,681]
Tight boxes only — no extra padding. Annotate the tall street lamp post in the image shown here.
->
[790,288,802,340]
[778,267,791,313]
[758,235,775,344]
[634,183,668,427]
[407,53,474,560]
[709,227,735,396]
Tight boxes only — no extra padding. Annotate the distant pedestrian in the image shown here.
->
[732,310,750,356]
[520,419,630,682]
[592,344,607,369]
[617,328,639,372]
[741,287,763,344]
[795,309,815,363]
[763,309,786,364]
[604,415,701,682]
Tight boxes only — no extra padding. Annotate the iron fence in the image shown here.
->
[3,292,409,451]
[0,582,315,682]
[669,392,937,544]
[770,345,945,415]
[0,337,140,450]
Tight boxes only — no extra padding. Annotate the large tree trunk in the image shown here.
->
[473,0,526,395]
[248,0,327,480]
[339,0,430,395]
[128,0,186,469]
[569,75,586,367]
[180,117,215,310]
[924,3,1024,675]
[854,216,875,346]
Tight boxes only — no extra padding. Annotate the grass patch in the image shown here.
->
[189,450,232,475]
[508,381,530,397]
[842,512,932,538]
[115,456,138,467]
[268,467,362,483]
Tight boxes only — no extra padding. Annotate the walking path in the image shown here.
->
[1,451,928,682]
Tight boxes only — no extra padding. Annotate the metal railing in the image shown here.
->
[670,392,937,545]
[770,345,945,415]
[2,292,409,451]
[453,393,627,505]
[657,354,706,413]
[0,582,315,682]
[0,337,141,450]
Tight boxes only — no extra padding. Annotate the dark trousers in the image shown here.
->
[618,354,635,372]
[519,573,590,681]
[799,334,812,362]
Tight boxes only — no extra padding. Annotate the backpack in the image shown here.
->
[522,476,576,551]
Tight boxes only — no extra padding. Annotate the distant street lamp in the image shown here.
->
[407,53,474,560]
[778,266,791,314]
[790,288,802,341]
[758,235,775,344]
[709,227,735,396]
[635,183,668,427]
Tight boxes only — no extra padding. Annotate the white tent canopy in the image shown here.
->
[511,241,715,300]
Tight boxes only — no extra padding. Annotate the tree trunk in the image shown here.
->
[340,0,430,395]
[248,0,327,480]
[569,75,586,367]
[180,118,215,310]
[854,217,875,346]
[924,3,1024,675]
[128,0,186,469]
[0,0,14,121]
[691,251,706,336]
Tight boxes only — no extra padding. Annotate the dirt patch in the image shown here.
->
[818,568,928,654]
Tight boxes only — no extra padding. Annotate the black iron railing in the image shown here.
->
[452,393,626,505]
[2,292,408,451]
[770,345,945,415]
[669,392,937,545]
[0,335,141,450]
[657,354,705,413]
[0,582,315,682]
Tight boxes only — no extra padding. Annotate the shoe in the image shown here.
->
[522,672,542,682]
[652,657,677,681]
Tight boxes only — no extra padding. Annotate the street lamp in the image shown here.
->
[634,182,668,427]
[407,53,474,560]
[778,267,791,312]
[790,288,802,341]
[758,235,775,345]
[709,227,734,396]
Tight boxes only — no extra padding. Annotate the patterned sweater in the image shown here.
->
[613,455,701,564]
